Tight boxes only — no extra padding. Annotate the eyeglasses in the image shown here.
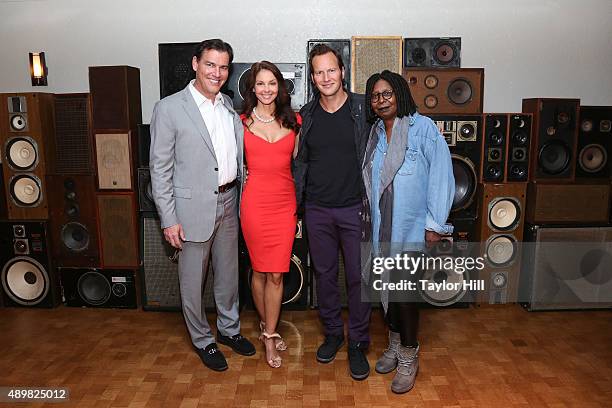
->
[370,90,393,103]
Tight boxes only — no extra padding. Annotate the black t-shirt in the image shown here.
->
[305,100,362,207]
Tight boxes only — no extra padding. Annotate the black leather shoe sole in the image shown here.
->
[217,335,256,356]
[316,339,344,363]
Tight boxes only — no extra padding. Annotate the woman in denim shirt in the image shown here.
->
[362,71,454,394]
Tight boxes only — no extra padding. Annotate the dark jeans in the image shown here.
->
[385,302,419,347]
[305,202,371,343]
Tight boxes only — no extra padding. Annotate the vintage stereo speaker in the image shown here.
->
[0,221,60,308]
[520,225,612,311]
[222,63,306,111]
[576,106,611,179]
[46,174,100,267]
[89,65,142,130]
[159,42,198,99]
[351,36,403,94]
[137,124,151,167]
[522,98,579,182]
[0,93,55,220]
[506,113,533,182]
[481,114,508,182]
[526,182,609,224]
[243,219,309,310]
[403,68,484,115]
[60,268,137,308]
[140,214,216,311]
[475,183,527,305]
[137,167,155,212]
[404,37,461,68]
[0,163,7,219]
[97,192,139,268]
[95,131,135,190]
[52,93,95,175]
[431,114,482,220]
[306,39,352,102]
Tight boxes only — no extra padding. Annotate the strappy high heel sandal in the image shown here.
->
[259,322,287,351]
[261,331,282,368]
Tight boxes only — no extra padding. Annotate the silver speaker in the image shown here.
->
[488,198,520,231]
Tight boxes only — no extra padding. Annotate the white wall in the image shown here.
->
[1,0,611,122]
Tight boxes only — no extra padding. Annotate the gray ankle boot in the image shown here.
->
[375,331,400,374]
[391,343,419,394]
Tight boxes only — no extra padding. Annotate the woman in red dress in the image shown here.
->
[240,61,301,368]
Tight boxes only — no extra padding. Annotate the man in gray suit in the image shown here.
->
[150,39,255,371]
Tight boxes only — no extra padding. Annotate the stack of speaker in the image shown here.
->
[519,99,612,310]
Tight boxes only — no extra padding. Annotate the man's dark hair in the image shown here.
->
[365,70,418,123]
[307,43,344,76]
[193,39,234,63]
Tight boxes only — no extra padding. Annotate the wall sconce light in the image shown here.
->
[29,52,48,86]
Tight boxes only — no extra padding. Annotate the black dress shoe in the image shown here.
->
[348,340,370,380]
[316,334,345,363]
[196,343,228,371]
[217,333,256,356]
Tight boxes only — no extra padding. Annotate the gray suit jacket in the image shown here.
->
[149,85,244,242]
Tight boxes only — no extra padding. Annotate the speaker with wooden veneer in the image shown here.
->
[0,93,55,220]
[89,66,142,130]
[97,192,139,268]
[95,132,135,190]
[475,183,527,305]
[506,113,533,182]
[351,36,403,94]
[403,68,484,114]
[481,114,508,182]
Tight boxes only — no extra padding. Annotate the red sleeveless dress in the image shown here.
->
[240,114,300,272]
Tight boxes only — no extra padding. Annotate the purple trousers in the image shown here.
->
[305,202,371,343]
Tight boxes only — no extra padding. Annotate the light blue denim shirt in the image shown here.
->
[371,113,454,253]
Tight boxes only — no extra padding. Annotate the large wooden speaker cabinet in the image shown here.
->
[0,93,54,219]
[89,66,142,131]
[351,36,403,94]
[475,183,527,305]
[403,68,484,114]
[97,192,139,268]
[0,221,60,307]
[520,225,612,311]
[47,174,100,267]
[522,98,579,182]
[576,106,611,179]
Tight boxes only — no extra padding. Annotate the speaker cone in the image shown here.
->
[538,141,571,175]
[10,175,42,206]
[146,178,155,203]
[447,79,472,105]
[424,95,438,109]
[488,198,520,231]
[458,121,477,141]
[61,222,90,252]
[424,75,438,89]
[486,164,502,180]
[579,144,607,173]
[485,235,517,266]
[77,271,111,306]
[433,42,456,65]
[283,78,295,95]
[10,114,27,131]
[509,165,527,179]
[1,257,49,306]
[411,48,427,65]
[512,131,528,146]
[418,261,468,306]
[246,254,305,305]
[6,137,37,170]
[237,68,252,101]
[451,155,477,212]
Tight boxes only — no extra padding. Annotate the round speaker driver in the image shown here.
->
[7,138,37,170]
[489,198,520,231]
[579,144,607,173]
[61,222,90,252]
[2,257,49,305]
[283,254,304,304]
[434,42,456,64]
[78,271,111,306]
[448,79,472,105]
[538,141,571,175]
[10,175,42,206]
[451,155,477,212]
[10,114,27,131]
[486,235,516,266]
[237,68,252,101]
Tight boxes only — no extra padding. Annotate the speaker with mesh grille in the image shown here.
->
[97,192,139,268]
[95,132,135,190]
[404,37,461,68]
[351,36,403,94]
[0,221,59,308]
[402,68,484,115]
[475,183,527,305]
[522,98,579,182]
[159,42,198,99]
[306,39,351,102]
[89,66,142,131]
[47,174,100,267]
[1,93,55,220]
[507,113,533,182]
[520,225,612,311]
[51,93,95,174]
[575,106,611,179]
[60,268,137,308]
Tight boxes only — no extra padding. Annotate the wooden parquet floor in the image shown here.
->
[0,305,611,407]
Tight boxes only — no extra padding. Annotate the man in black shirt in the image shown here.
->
[294,44,371,380]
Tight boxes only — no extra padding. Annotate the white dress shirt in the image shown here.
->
[189,80,237,186]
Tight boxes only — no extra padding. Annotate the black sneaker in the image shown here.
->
[196,343,228,371]
[217,333,256,356]
[316,334,345,363]
[348,340,370,380]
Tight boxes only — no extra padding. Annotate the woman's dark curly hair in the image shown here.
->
[365,70,418,124]
[241,61,300,133]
